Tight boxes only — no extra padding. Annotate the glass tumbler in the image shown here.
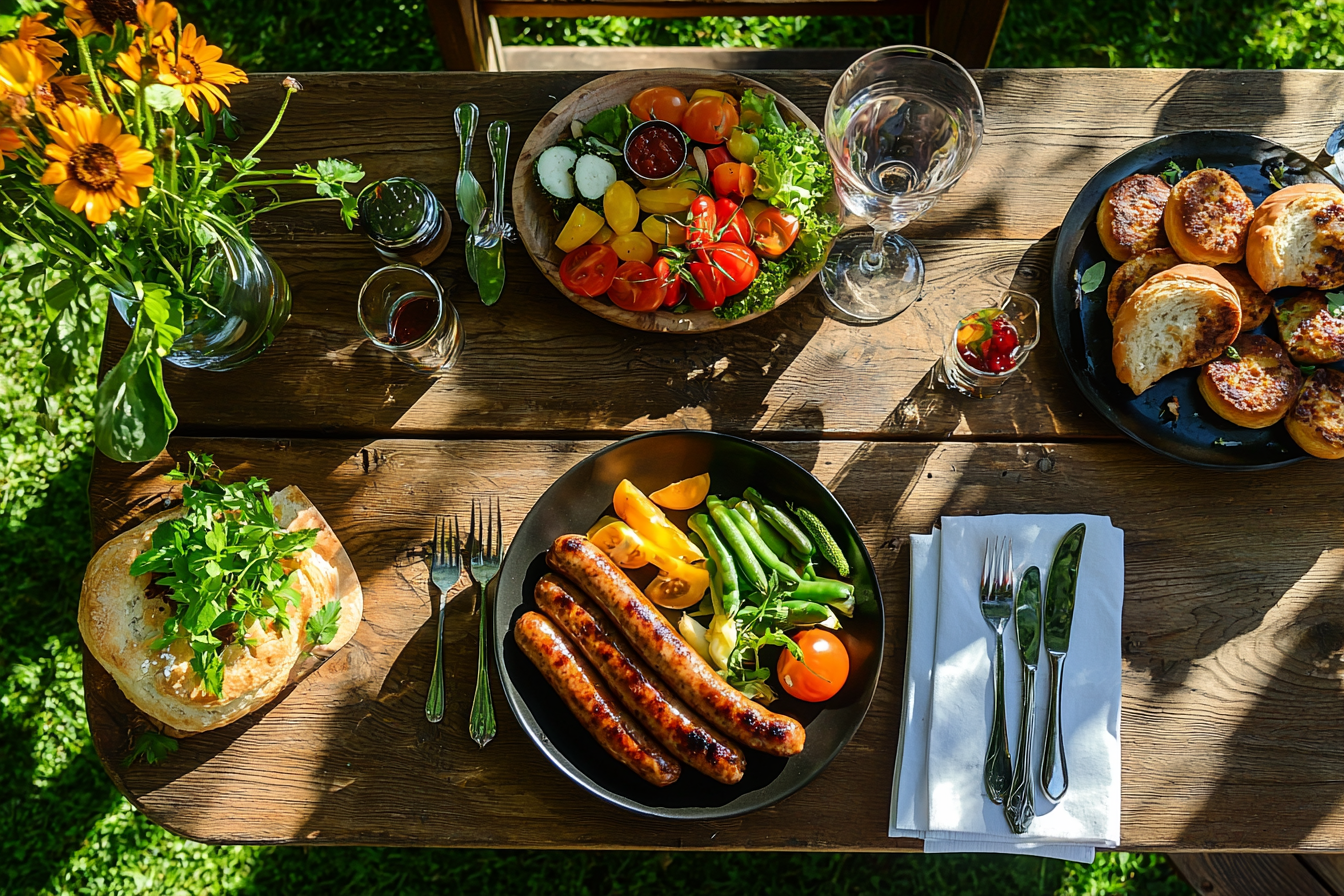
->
[357,265,463,375]
[939,291,1041,398]
[822,45,985,323]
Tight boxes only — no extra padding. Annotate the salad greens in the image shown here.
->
[582,104,637,146]
[128,452,325,699]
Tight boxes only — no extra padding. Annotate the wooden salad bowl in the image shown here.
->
[512,69,828,334]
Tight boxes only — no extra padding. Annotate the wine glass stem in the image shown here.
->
[860,227,888,274]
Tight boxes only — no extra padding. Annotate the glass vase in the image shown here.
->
[112,233,291,371]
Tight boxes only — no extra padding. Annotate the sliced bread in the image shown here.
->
[1245,183,1344,292]
[1112,263,1242,395]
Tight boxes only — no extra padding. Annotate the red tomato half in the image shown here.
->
[777,629,849,702]
[702,242,759,295]
[713,198,751,245]
[753,207,801,258]
[682,95,739,145]
[607,260,664,312]
[711,162,756,202]
[559,244,618,297]
[629,87,689,126]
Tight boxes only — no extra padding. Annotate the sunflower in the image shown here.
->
[40,104,153,224]
[35,74,92,109]
[17,14,66,80]
[137,0,177,44]
[115,37,146,81]
[0,40,42,98]
[62,0,138,39]
[0,127,20,172]
[156,24,246,120]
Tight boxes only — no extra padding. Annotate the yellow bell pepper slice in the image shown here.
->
[555,204,605,253]
[613,479,704,563]
[636,186,696,215]
[642,215,687,246]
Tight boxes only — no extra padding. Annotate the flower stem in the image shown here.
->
[77,36,112,115]
[238,86,297,168]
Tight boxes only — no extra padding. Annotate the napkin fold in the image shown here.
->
[890,516,1124,862]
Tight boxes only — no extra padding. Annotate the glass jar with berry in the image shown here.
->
[940,292,1041,397]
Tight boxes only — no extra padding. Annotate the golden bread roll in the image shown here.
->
[1197,335,1302,428]
[1112,263,1242,395]
[1213,263,1273,331]
[1245,183,1344,292]
[1163,168,1254,265]
[1275,290,1344,365]
[1285,368,1344,460]
[79,485,362,735]
[1097,174,1171,261]
[1107,248,1180,322]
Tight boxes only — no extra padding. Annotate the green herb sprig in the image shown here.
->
[1326,291,1344,319]
[123,731,179,766]
[1080,261,1107,294]
[128,453,324,699]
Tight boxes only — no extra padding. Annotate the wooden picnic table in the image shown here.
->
[85,68,1344,855]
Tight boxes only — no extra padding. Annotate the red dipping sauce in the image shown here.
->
[625,121,686,181]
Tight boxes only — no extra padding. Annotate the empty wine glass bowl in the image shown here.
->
[822,46,985,323]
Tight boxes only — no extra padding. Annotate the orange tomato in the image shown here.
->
[753,207,801,258]
[648,473,711,510]
[712,162,756,202]
[630,87,689,126]
[682,95,739,145]
[777,629,849,702]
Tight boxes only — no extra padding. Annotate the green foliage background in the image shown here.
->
[10,0,1344,892]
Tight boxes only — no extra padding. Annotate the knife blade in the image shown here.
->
[1041,522,1086,803]
[1004,565,1041,834]
[454,103,487,284]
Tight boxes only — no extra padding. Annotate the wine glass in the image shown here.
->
[821,46,985,323]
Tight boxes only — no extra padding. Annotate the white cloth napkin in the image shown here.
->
[890,516,1125,861]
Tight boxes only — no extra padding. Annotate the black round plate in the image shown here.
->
[1051,130,1343,470]
[492,431,884,819]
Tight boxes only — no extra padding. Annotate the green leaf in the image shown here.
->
[144,83,185,113]
[1225,345,1241,360]
[581,105,636,146]
[93,328,178,463]
[1161,160,1184,185]
[1080,260,1107,293]
[315,158,364,184]
[122,731,179,766]
[1326,291,1344,318]
[1300,365,1318,376]
[306,599,342,646]
[741,89,787,131]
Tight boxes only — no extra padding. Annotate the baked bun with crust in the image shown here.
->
[1285,368,1344,459]
[1107,248,1180,322]
[79,485,362,736]
[1213,263,1274,331]
[1112,263,1242,395]
[1197,335,1302,428]
[1163,168,1255,265]
[1244,183,1344,292]
[1097,174,1171,261]
[1275,290,1344,365]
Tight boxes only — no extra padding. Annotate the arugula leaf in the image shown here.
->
[582,105,636,146]
[1327,291,1344,318]
[307,599,342,646]
[1225,345,1241,360]
[123,731,179,766]
[1161,161,1184,185]
[1080,261,1107,294]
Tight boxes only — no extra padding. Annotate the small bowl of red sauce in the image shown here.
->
[624,119,688,186]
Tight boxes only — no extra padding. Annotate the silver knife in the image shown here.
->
[1005,565,1041,834]
[1041,522,1086,803]
[473,120,509,306]
[453,103,487,284]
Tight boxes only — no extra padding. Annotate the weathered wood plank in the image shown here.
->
[1305,855,1344,894]
[86,437,1344,850]
[1169,853,1335,896]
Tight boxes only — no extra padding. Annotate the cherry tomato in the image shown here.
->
[712,162,756,202]
[777,629,849,702]
[713,197,751,245]
[688,194,717,248]
[607,260,665,312]
[702,242,759,295]
[559,244,618,297]
[753,206,801,259]
[727,128,759,163]
[654,257,682,308]
[682,95,739,145]
[686,260,727,310]
[704,145,733,172]
[629,87,689,126]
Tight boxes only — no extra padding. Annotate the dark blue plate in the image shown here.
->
[1051,130,1343,470]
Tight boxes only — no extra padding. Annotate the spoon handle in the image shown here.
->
[487,120,510,226]
[454,103,479,176]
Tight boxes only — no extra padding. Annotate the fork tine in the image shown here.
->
[433,515,442,564]
[981,537,993,591]
[494,497,503,563]
[453,513,462,565]
[1003,538,1013,589]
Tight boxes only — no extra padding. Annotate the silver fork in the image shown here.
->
[425,515,463,724]
[980,536,1014,804]
[467,497,503,747]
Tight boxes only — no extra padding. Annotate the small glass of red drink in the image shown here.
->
[939,291,1040,398]
[357,265,463,374]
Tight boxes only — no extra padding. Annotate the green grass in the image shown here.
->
[21,0,1344,891]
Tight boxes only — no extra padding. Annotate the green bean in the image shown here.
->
[744,488,815,557]
[706,557,725,617]
[788,577,853,603]
[706,496,767,594]
[736,498,797,561]
[689,512,740,618]
[724,505,801,584]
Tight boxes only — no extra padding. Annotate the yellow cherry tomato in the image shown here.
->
[555,204,605,253]
[603,181,639,235]
[589,224,615,245]
[588,519,653,568]
[642,215,687,246]
[636,186,696,215]
[689,88,740,111]
[644,560,711,609]
[610,231,655,264]
[648,473,711,510]
[613,479,704,563]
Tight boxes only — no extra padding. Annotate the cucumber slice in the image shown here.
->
[535,145,578,203]
[574,154,618,203]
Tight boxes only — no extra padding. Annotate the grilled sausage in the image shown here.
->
[546,535,806,758]
[513,611,680,787]
[535,574,747,785]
